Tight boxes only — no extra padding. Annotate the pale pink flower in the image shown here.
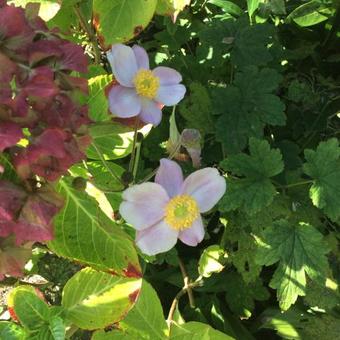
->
[107,44,186,126]
[119,159,226,255]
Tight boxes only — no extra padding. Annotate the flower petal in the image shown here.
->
[136,220,178,255]
[155,159,183,198]
[153,66,182,85]
[119,182,169,230]
[109,85,141,118]
[156,84,186,106]
[179,215,204,246]
[107,44,138,87]
[132,45,149,70]
[139,98,162,126]
[182,168,226,213]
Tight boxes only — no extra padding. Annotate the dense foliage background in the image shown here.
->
[0,0,339,339]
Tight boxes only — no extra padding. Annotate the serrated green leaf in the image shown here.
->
[62,267,142,330]
[88,75,113,122]
[214,67,285,154]
[49,179,141,276]
[179,82,215,135]
[220,138,284,214]
[93,0,157,49]
[261,307,340,340]
[303,138,340,221]
[256,220,329,310]
[224,272,269,318]
[170,321,234,339]
[304,278,340,310]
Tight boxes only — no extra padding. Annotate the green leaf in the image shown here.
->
[303,138,340,221]
[256,220,329,310]
[198,245,226,278]
[0,322,26,340]
[93,0,157,49]
[199,19,277,67]
[179,82,215,136]
[260,307,340,340]
[224,272,269,319]
[214,67,285,154]
[87,122,151,160]
[92,330,138,339]
[87,161,125,192]
[49,179,141,276]
[247,0,260,18]
[88,75,113,122]
[207,0,243,17]
[120,280,169,339]
[287,1,333,27]
[220,138,284,214]
[170,321,234,339]
[156,0,190,18]
[304,278,340,310]
[62,267,142,330]
[8,0,61,21]
[47,316,65,340]
[8,286,50,330]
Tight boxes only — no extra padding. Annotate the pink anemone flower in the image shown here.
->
[119,159,226,255]
[107,44,186,126]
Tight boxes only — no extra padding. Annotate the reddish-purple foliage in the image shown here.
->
[0,1,91,280]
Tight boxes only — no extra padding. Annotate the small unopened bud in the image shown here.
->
[121,171,134,186]
[136,132,144,143]
[72,177,87,191]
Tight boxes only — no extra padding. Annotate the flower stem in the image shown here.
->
[178,258,195,308]
[129,118,140,177]
[167,276,203,328]
[73,4,101,64]
[276,179,313,189]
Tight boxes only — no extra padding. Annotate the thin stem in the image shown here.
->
[139,140,182,183]
[167,276,203,328]
[178,258,195,308]
[276,179,313,189]
[74,4,101,64]
[91,142,124,186]
[129,118,140,174]
[132,142,142,180]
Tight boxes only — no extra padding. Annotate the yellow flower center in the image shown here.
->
[164,195,199,231]
[133,69,160,99]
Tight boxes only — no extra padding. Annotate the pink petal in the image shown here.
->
[179,215,205,246]
[107,44,138,87]
[132,45,149,70]
[155,159,183,198]
[156,84,186,106]
[109,85,141,118]
[153,66,182,85]
[136,220,178,255]
[182,168,226,213]
[139,98,162,126]
[119,183,169,231]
